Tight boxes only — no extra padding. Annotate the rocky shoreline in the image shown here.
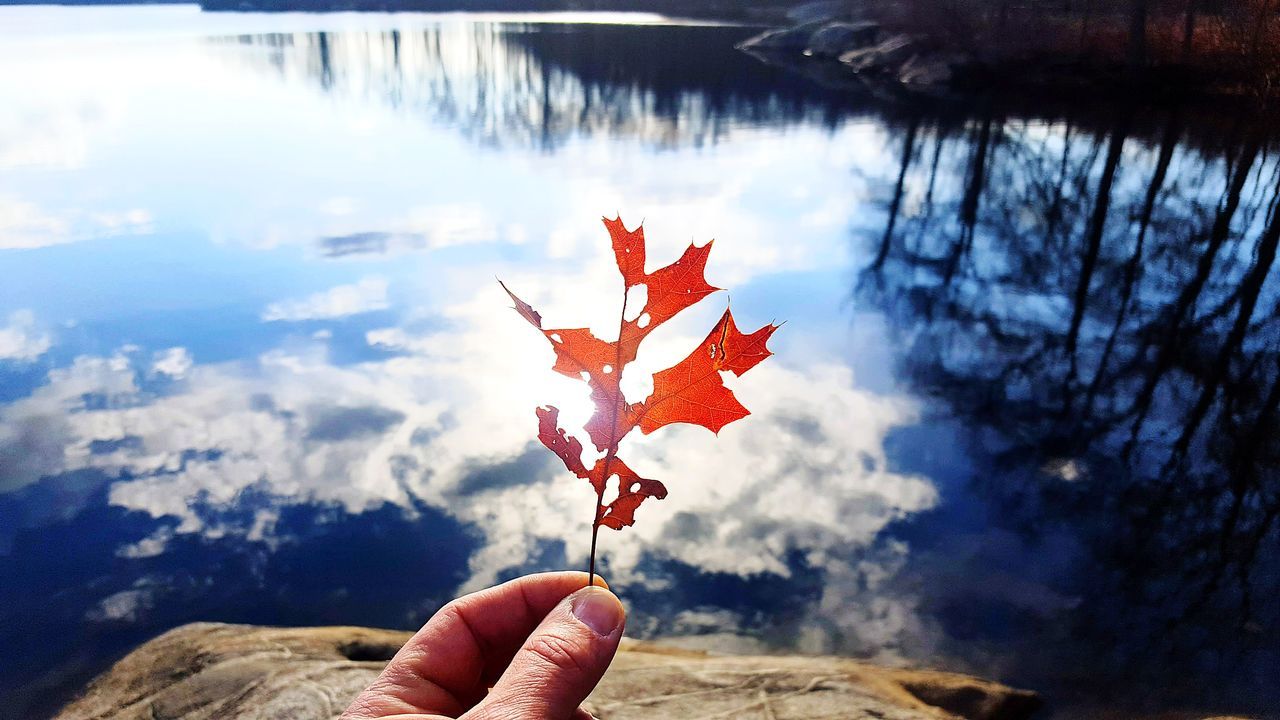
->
[734,3,1255,103]
[737,18,959,94]
[55,623,1044,720]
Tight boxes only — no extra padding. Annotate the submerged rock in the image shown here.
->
[55,622,1042,720]
[736,20,829,53]
[838,34,917,73]
[806,21,881,58]
[738,16,968,94]
[738,19,881,60]
[896,51,962,88]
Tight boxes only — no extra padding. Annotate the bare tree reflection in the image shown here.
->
[218,24,869,150]
[862,105,1280,712]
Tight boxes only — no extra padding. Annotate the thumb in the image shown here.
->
[467,586,625,720]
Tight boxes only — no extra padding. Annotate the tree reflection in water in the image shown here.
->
[862,105,1280,712]
[220,23,869,150]
[4,15,1279,718]
[208,22,1280,712]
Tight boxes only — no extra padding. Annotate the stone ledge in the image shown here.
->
[56,622,1041,720]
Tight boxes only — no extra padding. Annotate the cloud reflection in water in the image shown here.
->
[15,7,1279,718]
[0,12,968,715]
[0,273,937,650]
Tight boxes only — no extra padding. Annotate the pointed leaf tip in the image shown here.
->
[499,279,543,329]
[633,308,778,436]
[604,215,646,288]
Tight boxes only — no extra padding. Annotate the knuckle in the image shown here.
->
[436,598,465,623]
[524,631,591,676]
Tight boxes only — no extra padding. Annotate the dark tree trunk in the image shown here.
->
[1129,0,1148,71]
[960,116,993,235]
[1079,0,1094,56]
[1169,175,1280,466]
[1045,120,1074,240]
[945,114,995,284]
[1124,136,1261,457]
[1181,0,1198,63]
[1085,112,1178,412]
[1065,122,1127,398]
[913,129,947,249]
[1250,0,1276,59]
[875,117,919,269]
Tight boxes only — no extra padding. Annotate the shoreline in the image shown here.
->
[734,12,1276,106]
[55,622,1044,720]
[52,622,1268,720]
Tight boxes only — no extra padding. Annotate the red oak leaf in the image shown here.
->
[501,216,777,584]
[536,406,668,528]
[603,216,646,288]
[586,456,668,530]
[633,308,779,435]
[535,405,588,481]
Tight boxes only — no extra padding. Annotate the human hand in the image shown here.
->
[340,572,625,720]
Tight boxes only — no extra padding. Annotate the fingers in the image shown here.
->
[341,572,607,718]
[466,586,625,720]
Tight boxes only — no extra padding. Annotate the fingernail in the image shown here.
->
[571,587,624,637]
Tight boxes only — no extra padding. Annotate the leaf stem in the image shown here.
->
[588,488,603,585]
[588,285,631,588]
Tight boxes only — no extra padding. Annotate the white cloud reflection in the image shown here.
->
[0,196,69,250]
[262,276,390,321]
[150,347,193,378]
[0,194,153,250]
[0,8,931,656]
[0,310,52,362]
[0,262,936,655]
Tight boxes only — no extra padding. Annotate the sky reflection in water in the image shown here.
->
[1,7,1278,719]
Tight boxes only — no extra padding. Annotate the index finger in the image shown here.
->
[354,571,608,717]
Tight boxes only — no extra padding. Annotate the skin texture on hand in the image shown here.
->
[340,572,625,720]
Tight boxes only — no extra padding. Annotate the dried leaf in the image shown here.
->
[634,308,779,435]
[502,216,776,541]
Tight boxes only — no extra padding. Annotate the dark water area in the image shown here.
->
[0,7,1277,719]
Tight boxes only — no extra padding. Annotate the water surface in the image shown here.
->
[1,7,1278,718]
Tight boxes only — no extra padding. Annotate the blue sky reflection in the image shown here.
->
[0,5,939,678]
[5,7,1279,718]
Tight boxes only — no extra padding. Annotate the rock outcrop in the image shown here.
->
[806,21,880,59]
[56,622,1043,720]
[737,17,969,93]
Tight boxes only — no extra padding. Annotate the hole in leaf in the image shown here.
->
[627,374,655,398]
[550,333,562,343]
[603,365,613,374]
[624,284,648,321]
[637,313,651,329]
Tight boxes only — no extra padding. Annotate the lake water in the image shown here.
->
[1,6,1278,719]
